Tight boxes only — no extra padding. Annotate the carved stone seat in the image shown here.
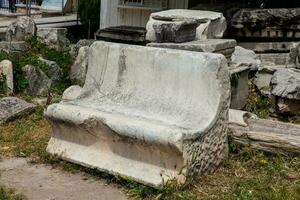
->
[45,41,230,187]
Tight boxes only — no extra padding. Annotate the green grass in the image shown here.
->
[0,106,50,161]
[244,83,274,119]
[0,73,7,97]
[0,187,25,200]
[245,82,300,124]
[1,107,300,200]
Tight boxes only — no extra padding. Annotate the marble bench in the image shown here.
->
[45,41,230,187]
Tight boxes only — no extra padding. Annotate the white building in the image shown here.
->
[97,0,189,42]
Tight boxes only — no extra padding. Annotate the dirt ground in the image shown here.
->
[0,158,128,200]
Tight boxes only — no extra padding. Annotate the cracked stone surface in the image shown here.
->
[0,97,35,125]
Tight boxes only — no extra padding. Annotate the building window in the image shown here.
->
[122,0,143,6]
[119,0,168,10]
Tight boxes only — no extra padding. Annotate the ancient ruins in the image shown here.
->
[0,0,300,198]
[45,41,230,187]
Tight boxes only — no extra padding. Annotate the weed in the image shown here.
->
[192,140,300,200]
[0,187,26,200]
[0,106,50,160]
[244,82,274,118]
[26,38,73,75]
[0,73,7,96]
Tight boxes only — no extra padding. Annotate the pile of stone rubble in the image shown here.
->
[0,16,69,96]
[230,8,300,115]
[0,16,94,125]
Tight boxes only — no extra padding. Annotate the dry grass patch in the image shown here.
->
[0,186,26,200]
[0,106,51,161]
[187,143,300,200]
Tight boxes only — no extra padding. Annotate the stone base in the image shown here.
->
[47,117,185,188]
[147,39,236,59]
[229,67,250,109]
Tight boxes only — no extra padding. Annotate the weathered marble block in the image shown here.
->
[231,8,300,39]
[146,9,227,42]
[270,68,300,115]
[147,39,236,59]
[37,28,70,51]
[147,18,199,43]
[0,41,28,53]
[45,42,230,187]
[0,60,13,95]
[6,16,36,42]
[0,97,35,124]
[253,66,278,97]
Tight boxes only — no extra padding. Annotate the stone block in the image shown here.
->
[230,66,250,109]
[270,68,300,115]
[147,39,236,59]
[70,46,89,86]
[231,8,300,39]
[45,41,230,187]
[38,57,63,81]
[22,64,52,95]
[146,18,198,43]
[0,97,35,124]
[257,53,290,67]
[0,41,29,53]
[253,66,278,97]
[69,39,95,58]
[231,46,261,71]
[6,16,37,42]
[239,42,300,69]
[146,9,227,42]
[238,42,297,54]
[37,28,70,51]
[0,60,13,95]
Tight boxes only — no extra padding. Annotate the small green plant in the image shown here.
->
[24,38,73,94]
[0,73,7,96]
[244,83,274,118]
[0,187,26,200]
[0,39,74,95]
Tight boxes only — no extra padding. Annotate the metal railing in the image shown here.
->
[0,0,22,13]
[0,0,65,15]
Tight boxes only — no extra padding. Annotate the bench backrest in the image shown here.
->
[79,41,229,131]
